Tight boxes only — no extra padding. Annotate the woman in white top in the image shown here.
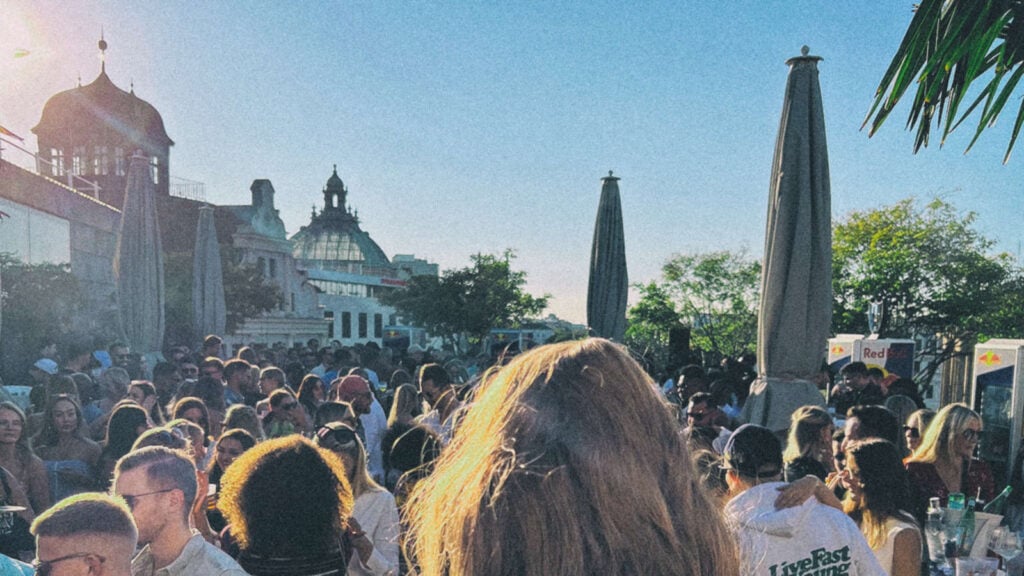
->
[841,438,921,576]
[315,422,400,576]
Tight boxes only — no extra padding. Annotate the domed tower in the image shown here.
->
[31,36,173,208]
[290,165,393,274]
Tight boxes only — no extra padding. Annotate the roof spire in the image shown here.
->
[98,28,108,74]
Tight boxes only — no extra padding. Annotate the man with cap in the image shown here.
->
[722,424,885,576]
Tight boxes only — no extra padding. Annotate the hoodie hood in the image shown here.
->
[724,481,817,538]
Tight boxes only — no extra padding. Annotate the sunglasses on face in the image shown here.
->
[316,426,357,448]
[962,428,984,442]
[902,425,920,438]
[33,552,105,576]
[280,402,298,411]
[687,411,706,420]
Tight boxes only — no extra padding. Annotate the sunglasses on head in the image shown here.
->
[902,425,920,438]
[316,425,358,448]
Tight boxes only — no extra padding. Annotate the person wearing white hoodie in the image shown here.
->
[722,424,887,576]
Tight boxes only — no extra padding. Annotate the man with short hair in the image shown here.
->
[684,392,731,453]
[199,336,223,361]
[722,424,884,576]
[221,359,251,406]
[113,447,247,576]
[31,492,138,576]
[334,375,384,480]
[151,362,182,411]
[254,367,288,418]
[829,362,884,415]
[418,363,462,446]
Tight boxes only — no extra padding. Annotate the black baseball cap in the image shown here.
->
[722,424,783,479]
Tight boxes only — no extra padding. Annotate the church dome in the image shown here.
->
[32,70,173,150]
[290,168,393,271]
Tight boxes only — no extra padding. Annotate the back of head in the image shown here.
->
[315,401,353,428]
[388,383,420,426]
[405,338,737,576]
[840,361,868,377]
[219,436,353,556]
[783,405,832,463]
[417,363,448,387]
[132,426,189,452]
[724,424,784,483]
[847,404,900,445]
[32,492,138,566]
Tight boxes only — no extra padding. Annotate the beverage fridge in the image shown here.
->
[970,339,1024,484]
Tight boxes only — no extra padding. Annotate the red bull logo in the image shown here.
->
[978,351,1002,366]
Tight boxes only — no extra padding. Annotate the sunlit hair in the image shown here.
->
[115,446,197,521]
[405,338,739,576]
[103,400,149,462]
[224,404,264,442]
[315,425,382,498]
[843,439,916,548]
[906,403,980,464]
[132,426,190,452]
[171,397,211,440]
[782,405,833,464]
[0,402,34,464]
[387,383,420,427]
[906,409,936,438]
[218,435,353,556]
[30,492,137,544]
[35,394,86,448]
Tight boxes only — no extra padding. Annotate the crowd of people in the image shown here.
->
[0,334,1012,575]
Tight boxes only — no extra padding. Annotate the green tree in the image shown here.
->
[163,246,282,345]
[379,250,548,353]
[0,253,89,380]
[627,250,760,369]
[624,281,682,375]
[832,197,1024,385]
[867,1,1024,161]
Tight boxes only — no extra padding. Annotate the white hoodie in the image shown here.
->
[724,482,886,576]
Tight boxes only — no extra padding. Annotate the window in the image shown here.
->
[324,311,335,339]
[151,156,160,184]
[72,146,86,175]
[358,313,368,338]
[341,312,352,338]
[269,259,277,278]
[374,314,383,338]
[94,146,109,175]
[290,292,295,312]
[257,257,266,276]
[115,148,125,176]
[50,148,64,176]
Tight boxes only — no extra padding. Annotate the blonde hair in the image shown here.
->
[404,338,739,576]
[906,403,979,464]
[387,383,419,428]
[782,405,832,464]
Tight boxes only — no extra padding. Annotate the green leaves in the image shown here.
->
[627,250,761,365]
[379,250,548,351]
[867,0,1024,162]
[832,197,1024,383]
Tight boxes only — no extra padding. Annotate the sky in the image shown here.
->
[2,1,1022,325]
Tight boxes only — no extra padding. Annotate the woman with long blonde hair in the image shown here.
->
[782,405,834,482]
[905,403,994,522]
[404,338,739,576]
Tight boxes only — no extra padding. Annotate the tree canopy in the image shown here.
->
[833,197,1024,385]
[379,250,548,352]
[626,250,761,371]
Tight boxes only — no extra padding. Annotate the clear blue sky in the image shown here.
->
[3,1,1022,324]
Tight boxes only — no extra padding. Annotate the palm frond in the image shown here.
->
[867,0,1024,162]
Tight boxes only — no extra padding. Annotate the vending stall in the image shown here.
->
[970,339,1024,483]
[827,334,916,379]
